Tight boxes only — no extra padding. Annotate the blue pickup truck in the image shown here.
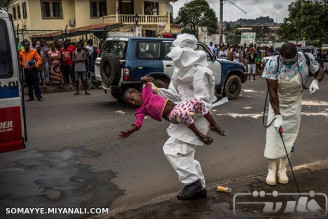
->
[94,37,247,100]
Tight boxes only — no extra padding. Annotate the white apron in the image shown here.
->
[264,73,303,159]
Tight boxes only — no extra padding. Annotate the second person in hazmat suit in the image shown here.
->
[157,34,224,200]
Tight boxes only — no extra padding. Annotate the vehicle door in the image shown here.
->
[0,14,26,153]
[162,41,174,76]
[196,44,221,85]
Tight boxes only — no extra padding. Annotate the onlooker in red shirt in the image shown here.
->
[60,40,74,85]
[68,42,76,53]
[97,39,104,54]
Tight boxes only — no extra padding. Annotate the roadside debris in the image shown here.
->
[115,110,126,115]
[216,186,232,193]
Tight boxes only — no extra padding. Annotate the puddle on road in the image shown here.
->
[0,148,124,211]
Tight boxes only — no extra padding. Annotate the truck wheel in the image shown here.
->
[224,75,241,100]
[111,92,123,100]
[100,54,121,86]
[153,78,168,88]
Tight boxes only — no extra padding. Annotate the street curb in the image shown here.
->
[92,159,328,218]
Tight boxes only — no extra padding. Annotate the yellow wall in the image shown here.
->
[9,0,172,31]
[134,0,143,15]
[74,0,92,27]
[107,0,116,15]
[28,0,74,29]
[9,0,28,29]
[171,25,182,34]
[158,2,166,16]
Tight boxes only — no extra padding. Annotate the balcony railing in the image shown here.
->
[98,14,168,25]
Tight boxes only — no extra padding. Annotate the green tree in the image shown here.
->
[175,0,218,37]
[279,0,328,45]
[0,0,13,12]
[225,23,232,32]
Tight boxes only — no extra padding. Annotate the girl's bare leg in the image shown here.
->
[204,112,226,135]
[187,123,213,145]
[188,123,206,139]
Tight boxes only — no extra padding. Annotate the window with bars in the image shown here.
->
[22,2,27,19]
[17,5,21,19]
[90,0,107,18]
[41,0,62,19]
[12,7,17,20]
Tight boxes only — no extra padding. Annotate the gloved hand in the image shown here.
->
[273,115,283,133]
[309,79,319,94]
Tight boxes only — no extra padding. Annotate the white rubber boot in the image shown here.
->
[266,160,277,185]
[278,157,289,184]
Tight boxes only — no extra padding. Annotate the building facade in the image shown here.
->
[9,0,174,36]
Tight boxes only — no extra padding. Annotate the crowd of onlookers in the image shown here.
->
[207,42,328,81]
[207,42,280,81]
[317,49,328,72]
[17,38,104,100]
[17,37,328,101]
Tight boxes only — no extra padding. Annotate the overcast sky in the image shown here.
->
[172,0,295,23]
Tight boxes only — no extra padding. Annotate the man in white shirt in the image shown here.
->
[219,47,228,60]
[86,39,94,56]
[208,42,215,56]
[152,6,158,15]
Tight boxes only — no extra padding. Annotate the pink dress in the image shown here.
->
[133,83,209,129]
[134,83,168,129]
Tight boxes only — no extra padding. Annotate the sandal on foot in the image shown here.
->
[210,127,227,136]
[199,136,213,145]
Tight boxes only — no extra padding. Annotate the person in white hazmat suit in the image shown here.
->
[157,34,218,200]
[262,42,324,185]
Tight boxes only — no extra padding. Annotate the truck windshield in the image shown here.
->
[100,40,127,59]
[0,19,12,79]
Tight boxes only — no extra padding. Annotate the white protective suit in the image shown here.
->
[159,34,216,189]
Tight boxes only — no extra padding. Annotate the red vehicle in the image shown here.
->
[0,13,27,153]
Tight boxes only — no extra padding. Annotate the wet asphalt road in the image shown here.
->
[0,76,327,217]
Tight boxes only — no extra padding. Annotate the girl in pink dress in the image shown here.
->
[119,78,226,145]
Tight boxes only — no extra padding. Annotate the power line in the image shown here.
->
[227,0,247,14]
[219,0,247,44]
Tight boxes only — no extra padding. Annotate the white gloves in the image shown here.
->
[273,115,283,133]
[309,79,319,94]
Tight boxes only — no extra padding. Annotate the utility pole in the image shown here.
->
[219,0,247,45]
[219,0,223,45]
